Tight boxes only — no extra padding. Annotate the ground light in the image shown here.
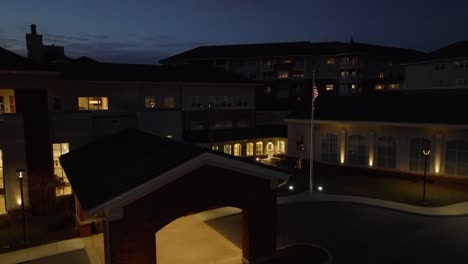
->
[317,185,324,192]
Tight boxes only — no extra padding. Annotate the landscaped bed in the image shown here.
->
[278,162,468,207]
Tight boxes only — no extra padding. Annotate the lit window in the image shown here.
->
[210,120,233,129]
[340,71,348,78]
[326,58,334,65]
[278,71,289,78]
[256,142,263,155]
[266,142,274,155]
[0,89,16,113]
[0,149,6,214]
[78,97,108,110]
[224,145,232,155]
[246,143,254,156]
[277,140,285,154]
[53,143,72,196]
[379,72,384,78]
[326,84,334,91]
[145,96,156,108]
[283,59,292,64]
[212,145,219,151]
[234,143,242,157]
[375,84,384,90]
[389,83,400,89]
[166,135,173,138]
[164,96,175,109]
[351,84,357,90]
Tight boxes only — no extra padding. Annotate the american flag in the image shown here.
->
[313,85,319,105]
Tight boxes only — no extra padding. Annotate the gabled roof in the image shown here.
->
[60,129,289,213]
[286,91,468,125]
[427,41,468,60]
[0,47,32,68]
[160,41,424,63]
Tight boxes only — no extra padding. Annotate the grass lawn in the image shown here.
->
[278,163,468,207]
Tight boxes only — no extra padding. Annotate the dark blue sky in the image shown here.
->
[1,0,467,64]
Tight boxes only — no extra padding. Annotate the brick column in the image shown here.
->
[106,219,156,264]
[242,191,277,264]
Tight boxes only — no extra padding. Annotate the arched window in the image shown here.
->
[409,138,431,172]
[348,135,367,166]
[446,140,468,176]
[224,145,232,155]
[277,140,286,154]
[256,142,263,155]
[322,133,338,163]
[377,136,397,169]
[234,143,242,157]
[246,143,254,156]
[266,142,274,156]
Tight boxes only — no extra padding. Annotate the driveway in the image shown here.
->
[207,202,468,264]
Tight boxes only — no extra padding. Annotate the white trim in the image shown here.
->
[285,118,468,129]
[88,153,289,215]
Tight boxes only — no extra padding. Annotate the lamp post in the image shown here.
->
[16,169,27,243]
[422,149,431,203]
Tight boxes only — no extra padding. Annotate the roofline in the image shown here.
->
[87,152,289,215]
[285,118,468,129]
[403,56,468,66]
[58,79,259,86]
[0,70,60,76]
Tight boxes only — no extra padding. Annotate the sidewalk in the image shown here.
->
[278,191,468,216]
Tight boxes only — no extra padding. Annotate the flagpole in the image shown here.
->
[309,69,315,192]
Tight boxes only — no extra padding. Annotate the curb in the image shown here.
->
[278,192,468,217]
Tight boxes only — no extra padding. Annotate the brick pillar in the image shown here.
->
[242,191,277,264]
[106,219,156,264]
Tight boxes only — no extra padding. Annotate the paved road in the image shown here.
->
[208,202,468,264]
[277,202,468,264]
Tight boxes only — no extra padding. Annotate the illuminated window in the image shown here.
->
[246,143,254,156]
[256,142,263,155]
[266,142,274,156]
[326,84,334,91]
[322,133,338,163]
[351,84,357,90]
[0,89,16,113]
[340,71,348,78]
[379,72,384,78]
[0,149,6,214]
[78,97,108,110]
[326,57,334,64]
[283,59,292,64]
[145,96,156,108]
[348,135,367,166]
[375,84,384,90]
[234,143,242,157]
[389,83,400,89]
[166,135,173,138]
[53,143,72,196]
[164,96,175,109]
[224,145,232,155]
[377,137,397,169]
[277,140,286,154]
[409,138,431,172]
[210,120,233,129]
[212,145,219,151]
[278,71,289,78]
[445,140,468,176]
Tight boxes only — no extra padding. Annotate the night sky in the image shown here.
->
[1,0,467,64]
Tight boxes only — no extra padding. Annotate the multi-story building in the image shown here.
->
[0,47,287,223]
[405,41,468,91]
[286,94,468,178]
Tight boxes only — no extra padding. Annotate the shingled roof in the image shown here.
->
[60,129,288,212]
[160,41,424,63]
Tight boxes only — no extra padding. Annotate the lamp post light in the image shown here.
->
[422,149,431,203]
[16,169,27,243]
